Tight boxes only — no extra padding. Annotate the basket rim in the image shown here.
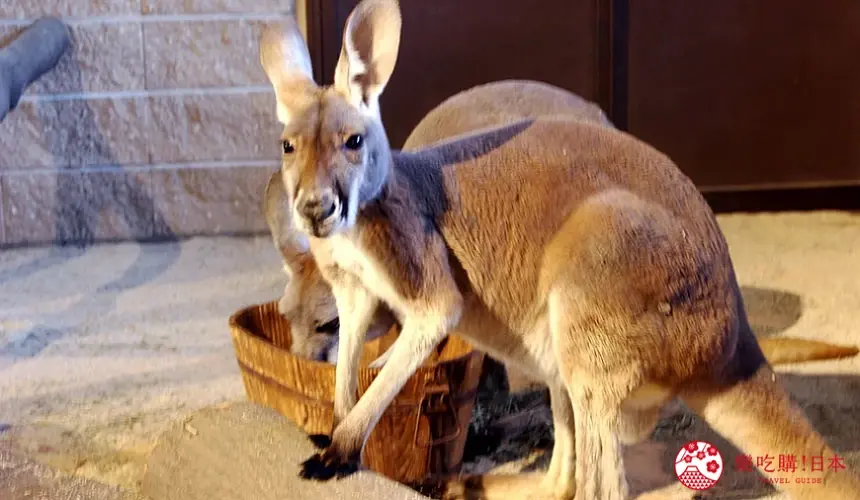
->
[228,300,484,377]
[236,355,480,410]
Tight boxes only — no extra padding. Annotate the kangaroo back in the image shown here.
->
[403,80,612,150]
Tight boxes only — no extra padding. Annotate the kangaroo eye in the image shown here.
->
[282,139,295,154]
[345,134,363,150]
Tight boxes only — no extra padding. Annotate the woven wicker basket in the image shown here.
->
[228,301,485,484]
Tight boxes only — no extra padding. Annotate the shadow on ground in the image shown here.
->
[462,373,860,499]
[741,286,803,338]
[0,29,180,361]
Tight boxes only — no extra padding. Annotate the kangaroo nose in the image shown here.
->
[299,193,336,222]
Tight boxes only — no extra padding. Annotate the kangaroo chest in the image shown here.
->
[315,234,410,316]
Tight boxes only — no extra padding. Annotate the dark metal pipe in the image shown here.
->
[0,16,71,122]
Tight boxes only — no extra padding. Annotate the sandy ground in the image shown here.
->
[2,211,860,498]
[0,236,284,488]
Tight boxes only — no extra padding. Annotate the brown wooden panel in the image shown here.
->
[313,0,606,148]
[627,0,860,190]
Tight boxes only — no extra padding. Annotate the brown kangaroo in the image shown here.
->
[262,78,612,364]
[264,79,857,371]
[259,4,860,497]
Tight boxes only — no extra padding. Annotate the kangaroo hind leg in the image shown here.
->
[681,331,860,500]
[543,192,684,499]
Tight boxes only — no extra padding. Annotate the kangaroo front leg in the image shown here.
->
[331,277,379,425]
[299,306,457,481]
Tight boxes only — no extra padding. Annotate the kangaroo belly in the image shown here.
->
[450,294,558,381]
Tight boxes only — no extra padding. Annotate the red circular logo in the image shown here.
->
[675,441,723,490]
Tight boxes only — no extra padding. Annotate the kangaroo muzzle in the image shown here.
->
[295,189,342,238]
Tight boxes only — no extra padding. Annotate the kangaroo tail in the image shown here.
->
[759,337,859,365]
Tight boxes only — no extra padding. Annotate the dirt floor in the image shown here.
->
[0,236,281,488]
[2,211,860,498]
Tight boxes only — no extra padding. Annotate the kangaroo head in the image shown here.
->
[279,260,341,362]
[259,0,402,239]
[263,171,340,361]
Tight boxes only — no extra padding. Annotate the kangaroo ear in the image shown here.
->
[333,0,402,116]
[259,19,318,124]
[263,171,310,278]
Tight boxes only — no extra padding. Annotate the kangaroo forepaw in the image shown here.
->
[298,447,360,481]
[307,433,333,450]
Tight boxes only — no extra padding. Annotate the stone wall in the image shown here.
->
[0,0,294,247]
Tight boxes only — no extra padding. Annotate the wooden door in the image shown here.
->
[305,0,860,204]
[625,0,860,191]
[306,0,611,148]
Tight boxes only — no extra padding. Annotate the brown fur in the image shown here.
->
[264,78,612,364]
[267,79,858,369]
[259,6,860,498]
[401,79,613,149]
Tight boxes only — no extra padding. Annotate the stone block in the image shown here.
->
[1,169,155,246]
[150,164,275,237]
[0,448,144,500]
[0,0,139,19]
[141,401,427,500]
[141,0,291,15]
[144,19,287,89]
[147,92,280,164]
[0,98,151,169]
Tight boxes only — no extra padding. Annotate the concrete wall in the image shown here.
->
[0,0,297,247]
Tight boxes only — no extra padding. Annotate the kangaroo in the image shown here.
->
[401,79,614,149]
[259,5,860,496]
[262,78,614,364]
[264,170,397,364]
[264,79,858,371]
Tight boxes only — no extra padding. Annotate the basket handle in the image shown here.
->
[413,384,463,448]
